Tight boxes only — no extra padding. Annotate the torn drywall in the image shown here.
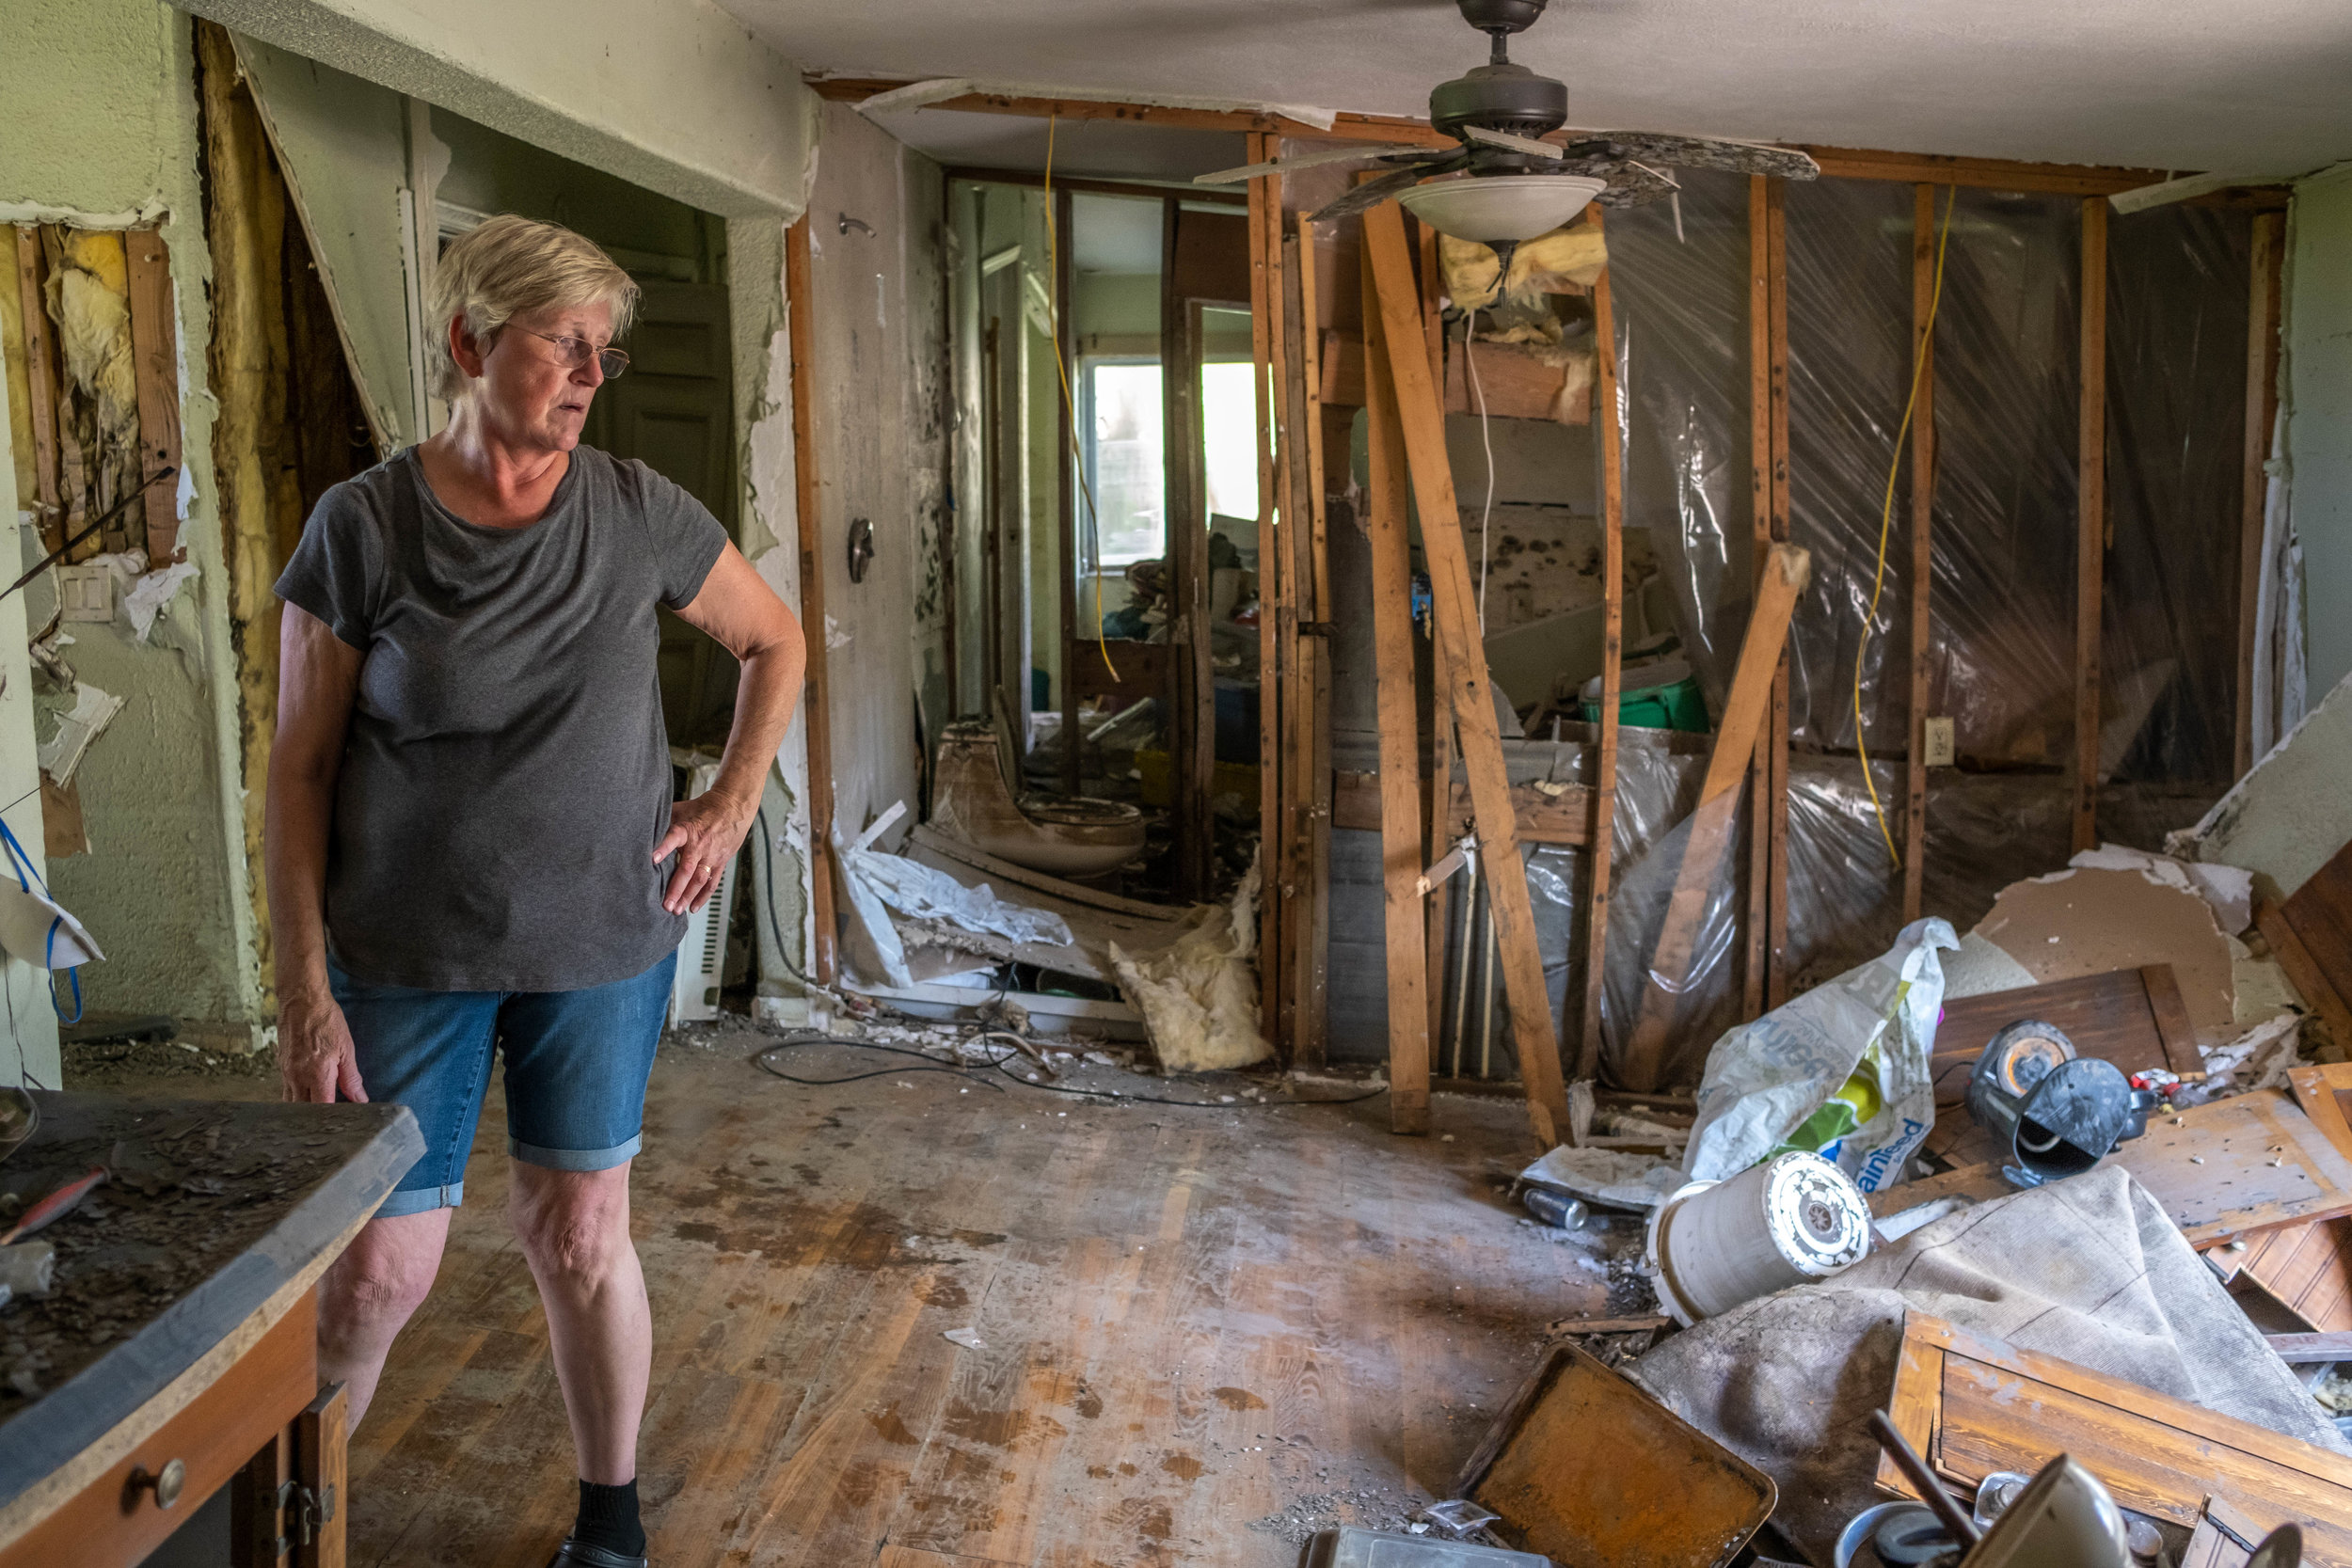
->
[2174,664,2352,903]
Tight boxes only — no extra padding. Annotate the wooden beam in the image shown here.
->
[1796,145,2172,197]
[1056,187,1081,799]
[942,166,1248,205]
[1744,177,1771,1022]
[11,228,63,552]
[1335,772,1593,845]
[1575,204,1623,1085]
[1364,200,1569,1147]
[1364,257,1432,1133]
[1904,183,1939,923]
[2237,210,2286,779]
[1288,225,1332,1068]
[123,229,183,564]
[785,216,838,985]
[1248,135,1283,1036]
[1765,180,1792,1007]
[2074,197,2107,855]
[1412,204,1456,1056]
[1622,544,1812,1091]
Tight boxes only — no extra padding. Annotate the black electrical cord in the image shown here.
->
[751,1031,1389,1110]
[753,803,823,991]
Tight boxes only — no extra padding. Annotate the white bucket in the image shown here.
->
[1645,1150,1872,1326]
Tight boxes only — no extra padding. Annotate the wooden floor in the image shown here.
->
[103,1021,1601,1567]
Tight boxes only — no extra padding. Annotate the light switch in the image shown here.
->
[56,564,113,623]
[1922,716,1956,768]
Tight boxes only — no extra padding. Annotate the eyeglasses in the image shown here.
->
[506,325,630,379]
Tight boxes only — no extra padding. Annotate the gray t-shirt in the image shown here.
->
[275,445,728,992]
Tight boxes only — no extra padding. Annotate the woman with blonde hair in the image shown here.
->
[265,214,804,1568]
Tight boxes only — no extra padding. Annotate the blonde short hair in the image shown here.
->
[424,214,639,401]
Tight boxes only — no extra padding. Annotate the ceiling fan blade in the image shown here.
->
[1193,141,1435,186]
[1569,131,1820,182]
[1461,124,1563,160]
[1307,159,1462,222]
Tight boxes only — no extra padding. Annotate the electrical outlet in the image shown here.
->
[1922,716,1956,768]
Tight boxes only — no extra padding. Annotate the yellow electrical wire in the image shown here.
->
[1852,185,1956,869]
[1041,115,1121,682]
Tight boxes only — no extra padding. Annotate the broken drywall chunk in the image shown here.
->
[1971,864,2236,1045]
[2070,843,2254,935]
[2172,665,2352,903]
[36,684,124,788]
[124,562,199,641]
[1938,929,2040,1001]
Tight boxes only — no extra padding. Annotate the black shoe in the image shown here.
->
[548,1540,648,1568]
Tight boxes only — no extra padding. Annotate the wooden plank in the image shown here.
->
[1867,1162,2013,1220]
[11,229,62,552]
[2263,899,2352,1054]
[1441,337,1592,422]
[123,228,183,564]
[2181,1498,2265,1568]
[940,166,1246,206]
[1619,544,1810,1091]
[2293,1065,2352,1164]
[784,217,838,985]
[2237,211,2285,779]
[2280,841,2352,1021]
[1248,136,1282,1029]
[2141,962,2201,1067]
[2111,1086,2352,1247]
[295,1382,348,1568]
[1877,1312,2352,1568]
[1055,187,1080,798]
[1364,199,1570,1146]
[1744,177,1771,1022]
[1333,771,1591,845]
[1456,1342,1774,1568]
[1577,205,1624,1085]
[1363,261,1432,1134]
[1925,967,2196,1108]
[1904,184,1938,923]
[1302,217,1336,1072]
[1281,227,1329,1067]
[2074,196,2107,854]
[1765,180,1793,1007]
[2236,1219,2352,1334]
[2266,1331,2352,1365]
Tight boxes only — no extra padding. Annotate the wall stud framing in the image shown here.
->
[2073,197,2107,855]
[1575,204,1623,1085]
[1248,132,1285,1041]
[2236,210,2285,779]
[1903,183,1939,922]
[785,215,838,984]
[1055,187,1081,798]
[1765,180,1792,1008]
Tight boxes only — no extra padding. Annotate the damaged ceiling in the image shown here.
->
[735,0,2352,176]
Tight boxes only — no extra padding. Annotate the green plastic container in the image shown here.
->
[1579,657,1708,733]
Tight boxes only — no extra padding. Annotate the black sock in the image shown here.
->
[574,1478,645,1558]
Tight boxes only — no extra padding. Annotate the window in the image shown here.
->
[1083,359,1165,567]
[1199,359,1260,525]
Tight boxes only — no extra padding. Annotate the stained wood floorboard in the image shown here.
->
[89,1018,1598,1566]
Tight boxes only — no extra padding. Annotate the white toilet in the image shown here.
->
[926,699,1146,879]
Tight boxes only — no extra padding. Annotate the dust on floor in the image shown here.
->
[76,1012,1602,1568]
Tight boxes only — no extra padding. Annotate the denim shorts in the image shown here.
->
[330,950,677,1218]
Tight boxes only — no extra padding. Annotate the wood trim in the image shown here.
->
[294,1383,347,1568]
[123,229,183,564]
[784,216,838,985]
[1796,145,2174,196]
[942,166,1248,206]
[2237,210,2285,779]
[1577,204,1623,1085]
[2074,197,2107,854]
[1365,199,1568,1146]
[10,228,63,551]
[1764,180,1792,1008]
[1363,261,1431,1132]
[1904,183,1938,923]
[1743,178,1771,1021]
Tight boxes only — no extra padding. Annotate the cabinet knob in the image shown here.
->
[130,1458,186,1509]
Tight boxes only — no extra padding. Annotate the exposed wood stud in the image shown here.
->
[123,229,183,564]
[2074,197,2107,855]
[2237,211,2285,779]
[1904,183,1938,924]
[1576,204,1622,1085]
[1743,177,1771,1022]
[12,228,63,553]
[785,216,838,985]
[1283,227,1331,1066]
[1248,133,1284,1040]
[1364,244,1431,1132]
[942,166,1248,206]
[1365,201,1568,1146]
[1055,187,1080,799]
[1765,179,1792,1008]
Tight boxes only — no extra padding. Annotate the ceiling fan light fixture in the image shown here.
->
[1396,173,1606,243]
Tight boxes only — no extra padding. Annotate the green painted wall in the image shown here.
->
[2289,166,2352,705]
[0,0,260,1042]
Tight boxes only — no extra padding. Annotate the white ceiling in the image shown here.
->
[732,0,2352,176]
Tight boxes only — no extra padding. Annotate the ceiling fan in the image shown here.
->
[1195,0,1820,240]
